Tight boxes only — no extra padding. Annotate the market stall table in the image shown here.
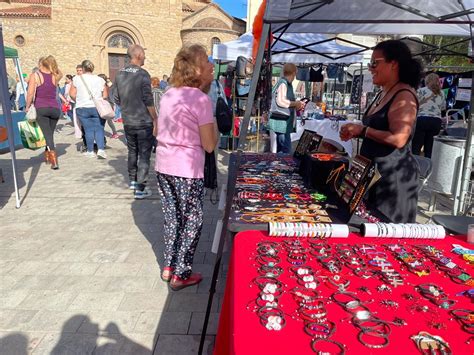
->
[214,230,473,354]
[0,111,25,153]
[270,119,353,155]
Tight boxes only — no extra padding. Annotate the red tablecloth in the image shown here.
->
[214,231,473,354]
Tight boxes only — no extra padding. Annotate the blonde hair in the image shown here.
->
[425,73,441,96]
[170,44,208,89]
[40,56,62,83]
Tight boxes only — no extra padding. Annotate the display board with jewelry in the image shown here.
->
[336,154,377,215]
[293,129,323,159]
[228,153,336,232]
[215,230,474,354]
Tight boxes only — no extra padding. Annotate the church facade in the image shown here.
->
[0,0,245,80]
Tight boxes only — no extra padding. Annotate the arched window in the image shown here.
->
[107,33,134,49]
[211,37,221,55]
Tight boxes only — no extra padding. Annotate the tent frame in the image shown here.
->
[201,1,474,353]
[0,25,21,208]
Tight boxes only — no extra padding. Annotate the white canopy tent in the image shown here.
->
[199,3,474,349]
[213,31,365,64]
[237,0,474,216]
[265,0,473,36]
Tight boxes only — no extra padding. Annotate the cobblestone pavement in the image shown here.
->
[0,120,228,354]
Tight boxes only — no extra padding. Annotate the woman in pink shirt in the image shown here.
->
[156,44,217,290]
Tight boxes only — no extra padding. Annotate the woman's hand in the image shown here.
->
[339,123,364,141]
[295,101,305,111]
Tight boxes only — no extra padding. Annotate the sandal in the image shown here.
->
[169,272,202,291]
[161,267,174,282]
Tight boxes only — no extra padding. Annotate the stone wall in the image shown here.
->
[2,0,184,81]
[181,29,237,54]
[181,3,244,54]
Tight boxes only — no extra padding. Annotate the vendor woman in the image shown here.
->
[269,63,305,153]
[339,40,421,223]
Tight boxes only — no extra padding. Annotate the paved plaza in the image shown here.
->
[0,117,452,355]
[0,120,228,354]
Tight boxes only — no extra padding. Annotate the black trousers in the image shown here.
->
[36,107,61,149]
[124,125,154,191]
[412,116,442,159]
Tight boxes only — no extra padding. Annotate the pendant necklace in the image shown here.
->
[374,82,399,107]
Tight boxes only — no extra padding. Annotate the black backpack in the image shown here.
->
[215,80,233,134]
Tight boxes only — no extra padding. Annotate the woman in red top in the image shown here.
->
[26,56,63,169]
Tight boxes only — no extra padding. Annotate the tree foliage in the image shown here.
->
[421,36,471,68]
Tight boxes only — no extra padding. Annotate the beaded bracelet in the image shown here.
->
[299,308,328,322]
[255,254,281,267]
[258,264,284,278]
[304,321,336,339]
[291,287,321,304]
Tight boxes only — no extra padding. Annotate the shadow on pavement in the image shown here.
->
[0,143,70,209]
[0,333,29,355]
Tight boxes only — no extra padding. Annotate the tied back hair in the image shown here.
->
[374,40,423,89]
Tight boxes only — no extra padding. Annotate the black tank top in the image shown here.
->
[360,89,419,223]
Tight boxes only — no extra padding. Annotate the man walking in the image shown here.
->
[114,45,157,199]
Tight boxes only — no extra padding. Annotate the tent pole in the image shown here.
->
[454,70,474,215]
[238,22,270,150]
[331,73,336,114]
[454,26,474,215]
[0,25,21,208]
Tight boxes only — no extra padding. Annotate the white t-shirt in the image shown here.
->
[73,74,105,108]
[417,87,446,118]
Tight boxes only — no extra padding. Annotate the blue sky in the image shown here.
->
[214,0,248,19]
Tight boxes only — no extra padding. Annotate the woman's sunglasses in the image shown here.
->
[367,58,385,69]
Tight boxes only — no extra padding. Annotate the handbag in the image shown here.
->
[270,80,291,120]
[18,120,46,150]
[215,80,233,134]
[204,151,218,204]
[79,75,115,119]
[26,73,38,122]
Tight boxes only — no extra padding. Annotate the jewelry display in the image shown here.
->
[336,155,375,214]
[294,129,323,159]
[451,244,474,265]
[451,309,474,334]
[230,153,339,231]
[243,234,472,353]
[411,332,451,354]
[268,222,349,238]
[416,245,473,286]
[416,283,456,310]
[386,244,431,277]
[362,223,446,239]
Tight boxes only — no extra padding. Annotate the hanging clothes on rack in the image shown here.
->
[351,75,362,104]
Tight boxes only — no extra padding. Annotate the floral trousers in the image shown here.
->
[156,172,204,279]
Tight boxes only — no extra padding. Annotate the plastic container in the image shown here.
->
[428,136,474,195]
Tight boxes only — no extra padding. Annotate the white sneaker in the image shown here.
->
[97,149,107,159]
[134,187,152,200]
[83,151,95,158]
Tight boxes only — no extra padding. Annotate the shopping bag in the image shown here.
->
[18,120,46,150]
[25,105,37,122]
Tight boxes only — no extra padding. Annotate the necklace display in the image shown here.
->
[230,153,333,228]
[373,82,399,107]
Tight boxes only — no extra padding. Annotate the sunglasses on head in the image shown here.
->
[367,58,385,69]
